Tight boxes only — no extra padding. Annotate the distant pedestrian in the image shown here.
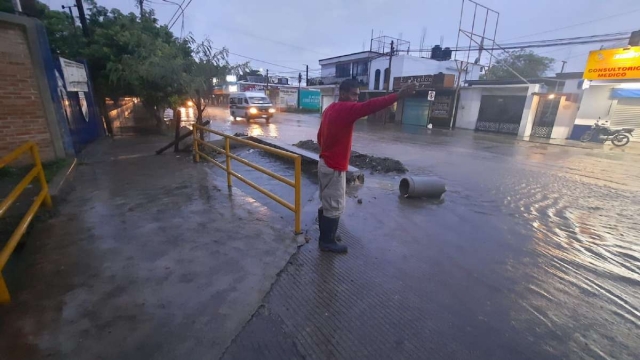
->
[316,79,417,253]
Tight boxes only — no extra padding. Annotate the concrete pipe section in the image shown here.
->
[399,176,446,199]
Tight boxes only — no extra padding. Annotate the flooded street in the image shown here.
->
[205,107,640,359]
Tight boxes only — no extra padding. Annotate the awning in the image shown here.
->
[611,88,640,98]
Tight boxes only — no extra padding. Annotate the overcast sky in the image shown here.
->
[45,0,640,77]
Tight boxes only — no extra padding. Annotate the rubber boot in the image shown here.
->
[319,215,348,253]
[318,208,342,242]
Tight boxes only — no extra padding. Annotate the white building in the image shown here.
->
[368,54,483,91]
[318,50,483,90]
[569,45,640,142]
[318,51,377,87]
[456,74,582,139]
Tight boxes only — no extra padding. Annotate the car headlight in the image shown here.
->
[268,108,276,113]
[249,107,258,114]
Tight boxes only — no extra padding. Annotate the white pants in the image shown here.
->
[318,159,346,218]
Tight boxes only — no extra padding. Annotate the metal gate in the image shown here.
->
[610,98,640,142]
[530,97,560,138]
[475,95,526,135]
[402,98,430,127]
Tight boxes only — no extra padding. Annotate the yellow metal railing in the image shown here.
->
[0,141,52,303]
[192,125,302,234]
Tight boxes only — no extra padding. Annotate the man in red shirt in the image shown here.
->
[317,79,416,253]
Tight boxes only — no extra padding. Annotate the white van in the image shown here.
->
[229,92,276,122]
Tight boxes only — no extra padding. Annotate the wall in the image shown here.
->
[368,55,483,91]
[319,52,374,85]
[0,21,55,161]
[574,84,616,126]
[550,96,579,139]
[517,84,542,138]
[456,88,482,129]
[456,85,533,130]
[560,79,583,94]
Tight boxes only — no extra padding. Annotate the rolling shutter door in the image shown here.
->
[610,98,640,129]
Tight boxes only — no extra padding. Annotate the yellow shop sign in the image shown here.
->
[583,46,640,80]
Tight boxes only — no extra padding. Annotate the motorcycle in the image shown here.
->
[580,119,635,147]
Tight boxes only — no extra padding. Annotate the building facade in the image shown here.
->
[456,75,582,139]
[1,13,77,162]
[569,46,640,142]
[368,54,482,91]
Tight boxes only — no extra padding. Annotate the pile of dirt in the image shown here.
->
[294,140,320,153]
[293,140,407,174]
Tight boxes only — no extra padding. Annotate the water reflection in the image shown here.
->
[163,107,196,127]
[502,167,640,358]
[247,124,263,137]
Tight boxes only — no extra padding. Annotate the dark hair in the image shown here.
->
[339,79,360,93]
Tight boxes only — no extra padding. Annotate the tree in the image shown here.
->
[1,1,84,57]
[186,38,249,134]
[0,0,14,13]
[481,50,555,80]
[83,4,193,129]
[34,2,85,58]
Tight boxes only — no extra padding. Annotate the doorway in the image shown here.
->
[402,98,430,127]
[530,96,560,138]
[475,95,526,135]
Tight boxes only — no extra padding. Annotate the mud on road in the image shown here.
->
[294,140,408,174]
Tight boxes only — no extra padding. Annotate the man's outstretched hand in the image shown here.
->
[397,83,418,98]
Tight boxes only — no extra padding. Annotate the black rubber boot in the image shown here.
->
[318,208,342,242]
[319,215,348,253]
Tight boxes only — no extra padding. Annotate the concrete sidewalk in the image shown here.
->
[0,136,299,360]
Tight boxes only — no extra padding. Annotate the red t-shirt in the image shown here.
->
[317,94,398,171]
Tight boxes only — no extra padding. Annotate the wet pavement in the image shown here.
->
[204,107,640,359]
[1,106,638,359]
[0,136,299,360]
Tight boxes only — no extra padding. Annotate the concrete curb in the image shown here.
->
[246,137,365,183]
[48,158,77,204]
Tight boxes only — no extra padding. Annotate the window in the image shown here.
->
[383,68,390,90]
[230,98,236,105]
[249,97,270,104]
[244,98,249,104]
[374,69,381,90]
[354,61,368,77]
[335,63,351,78]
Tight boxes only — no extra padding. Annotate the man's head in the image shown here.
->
[339,79,360,102]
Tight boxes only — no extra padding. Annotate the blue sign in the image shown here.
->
[299,89,321,110]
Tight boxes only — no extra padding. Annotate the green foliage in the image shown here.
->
[0,0,14,13]
[36,2,86,58]
[16,1,250,128]
[186,38,249,117]
[481,50,555,80]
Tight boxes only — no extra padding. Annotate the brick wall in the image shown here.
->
[0,22,55,163]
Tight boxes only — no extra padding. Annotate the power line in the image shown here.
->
[501,8,640,42]
[147,0,173,5]
[214,26,330,56]
[212,48,305,72]
[168,0,193,30]
[164,0,185,26]
[410,33,630,53]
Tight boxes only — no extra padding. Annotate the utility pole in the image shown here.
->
[61,5,77,27]
[386,40,394,92]
[10,0,21,12]
[75,0,90,38]
[380,40,395,125]
[305,65,309,87]
[298,72,302,109]
[265,69,269,94]
[560,60,567,73]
